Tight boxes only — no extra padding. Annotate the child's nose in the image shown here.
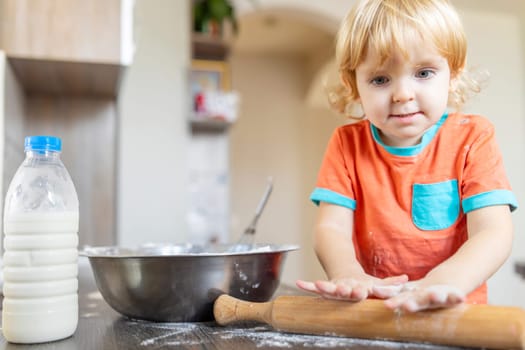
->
[392,80,415,103]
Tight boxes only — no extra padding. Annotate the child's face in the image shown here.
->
[355,36,452,147]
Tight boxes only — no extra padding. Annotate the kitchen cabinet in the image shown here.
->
[0,0,134,248]
[0,0,134,97]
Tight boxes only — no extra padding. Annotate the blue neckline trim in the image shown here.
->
[370,113,448,156]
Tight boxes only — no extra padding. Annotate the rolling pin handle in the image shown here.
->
[214,294,273,325]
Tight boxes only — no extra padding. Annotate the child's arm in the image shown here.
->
[376,204,513,312]
[296,202,407,300]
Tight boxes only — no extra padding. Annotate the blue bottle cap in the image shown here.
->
[24,136,62,152]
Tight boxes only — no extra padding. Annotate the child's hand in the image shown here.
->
[296,274,408,301]
[296,278,373,301]
[373,283,465,312]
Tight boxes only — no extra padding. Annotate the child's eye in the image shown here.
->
[416,69,435,79]
[370,76,389,85]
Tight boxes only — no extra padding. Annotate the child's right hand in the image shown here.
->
[296,274,408,301]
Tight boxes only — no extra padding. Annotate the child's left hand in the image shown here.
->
[373,283,465,312]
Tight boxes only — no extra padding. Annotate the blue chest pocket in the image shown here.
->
[412,179,460,231]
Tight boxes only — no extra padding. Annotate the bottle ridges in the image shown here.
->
[2,212,79,343]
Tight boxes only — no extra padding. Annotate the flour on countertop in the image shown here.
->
[217,326,458,349]
[127,320,463,349]
[139,323,200,346]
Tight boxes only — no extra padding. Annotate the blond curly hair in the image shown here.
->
[328,0,484,119]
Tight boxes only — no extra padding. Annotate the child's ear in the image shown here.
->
[340,74,353,91]
[450,66,464,84]
[449,76,457,93]
[449,70,461,93]
[340,77,359,102]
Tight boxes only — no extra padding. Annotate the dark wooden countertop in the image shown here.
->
[0,258,477,350]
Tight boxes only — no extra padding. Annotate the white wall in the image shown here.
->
[229,54,332,284]
[229,51,348,285]
[459,10,525,307]
[117,0,191,247]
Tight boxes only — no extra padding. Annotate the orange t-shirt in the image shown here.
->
[311,113,518,304]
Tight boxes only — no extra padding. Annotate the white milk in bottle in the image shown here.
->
[2,136,79,343]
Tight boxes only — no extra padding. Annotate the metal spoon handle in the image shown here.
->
[238,177,273,245]
[247,177,273,232]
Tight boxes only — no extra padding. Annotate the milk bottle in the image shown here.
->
[2,136,79,343]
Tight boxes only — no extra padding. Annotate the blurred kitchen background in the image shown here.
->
[0,0,524,307]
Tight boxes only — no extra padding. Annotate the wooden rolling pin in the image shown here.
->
[214,295,525,349]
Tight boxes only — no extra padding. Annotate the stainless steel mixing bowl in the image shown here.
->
[82,244,298,322]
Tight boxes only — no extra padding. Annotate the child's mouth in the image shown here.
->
[390,112,420,118]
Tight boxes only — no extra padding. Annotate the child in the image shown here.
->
[296,0,518,312]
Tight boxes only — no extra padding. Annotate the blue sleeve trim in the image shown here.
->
[310,188,357,210]
[462,190,518,213]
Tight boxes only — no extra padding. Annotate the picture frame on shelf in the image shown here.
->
[190,59,231,97]
[190,59,237,129]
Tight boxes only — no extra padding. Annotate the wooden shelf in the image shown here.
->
[190,30,235,132]
[192,32,231,60]
[190,114,232,132]
[7,56,126,98]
